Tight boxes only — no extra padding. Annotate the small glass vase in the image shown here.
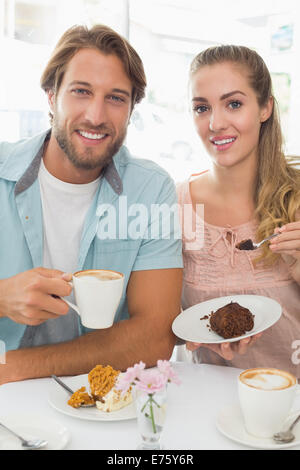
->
[135,387,167,450]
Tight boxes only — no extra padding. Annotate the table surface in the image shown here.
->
[1,361,299,450]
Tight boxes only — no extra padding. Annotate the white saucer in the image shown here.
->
[172,294,282,344]
[216,404,300,450]
[0,414,70,450]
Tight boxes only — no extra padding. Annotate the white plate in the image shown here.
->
[49,374,136,421]
[172,295,282,344]
[216,403,300,450]
[0,414,70,450]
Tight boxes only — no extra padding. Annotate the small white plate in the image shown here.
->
[49,374,136,421]
[0,415,70,450]
[216,404,300,450]
[172,294,282,343]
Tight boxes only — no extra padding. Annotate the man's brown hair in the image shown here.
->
[40,24,146,109]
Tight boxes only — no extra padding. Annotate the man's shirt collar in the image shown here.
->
[0,130,123,196]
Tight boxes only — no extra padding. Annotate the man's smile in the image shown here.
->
[77,130,107,140]
[75,129,110,145]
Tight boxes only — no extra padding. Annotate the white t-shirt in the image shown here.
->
[38,159,100,274]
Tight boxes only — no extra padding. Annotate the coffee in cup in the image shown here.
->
[238,367,299,438]
[75,270,122,281]
[62,269,124,329]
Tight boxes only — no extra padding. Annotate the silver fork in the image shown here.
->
[236,233,279,251]
[51,375,95,407]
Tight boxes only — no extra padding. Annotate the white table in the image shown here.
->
[0,362,299,450]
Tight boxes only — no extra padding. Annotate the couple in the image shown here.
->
[0,25,300,385]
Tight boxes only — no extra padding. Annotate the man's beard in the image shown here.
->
[52,118,127,171]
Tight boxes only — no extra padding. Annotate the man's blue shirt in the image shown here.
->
[0,131,183,350]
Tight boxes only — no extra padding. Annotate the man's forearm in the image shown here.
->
[1,268,183,384]
[1,316,176,384]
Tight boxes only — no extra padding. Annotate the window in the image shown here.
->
[1,0,300,181]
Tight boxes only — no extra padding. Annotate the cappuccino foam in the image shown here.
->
[75,270,122,281]
[240,368,296,391]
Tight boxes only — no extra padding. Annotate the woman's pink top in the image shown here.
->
[177,178,300,378]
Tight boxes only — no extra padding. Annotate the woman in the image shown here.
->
[177,45,300,376]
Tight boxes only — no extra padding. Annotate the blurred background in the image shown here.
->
[1,0,299,181]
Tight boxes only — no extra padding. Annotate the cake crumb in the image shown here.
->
[200,315,209,320]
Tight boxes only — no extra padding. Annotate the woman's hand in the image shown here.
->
[270,223,300,284]
[186,333,263,360]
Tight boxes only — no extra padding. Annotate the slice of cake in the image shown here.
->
[67,386,95,408]
[89,364,132,412]
[209,301,254,339]
[68,364,132,412]
[88,364,120,398]
[95,387,133,412]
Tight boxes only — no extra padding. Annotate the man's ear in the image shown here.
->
[47,89,55,112]
[260,95,273,123]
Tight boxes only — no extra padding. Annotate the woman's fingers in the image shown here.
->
[186,332,263,358]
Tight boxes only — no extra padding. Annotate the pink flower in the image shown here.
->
[157,360,181,385]
[115,361,145,394]
[116,360,181,397]
[135,369,167,394]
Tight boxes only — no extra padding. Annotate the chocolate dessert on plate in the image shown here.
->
[208,301,255,339]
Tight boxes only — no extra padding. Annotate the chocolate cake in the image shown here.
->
[209,301,254,339]
[236,239,254,250]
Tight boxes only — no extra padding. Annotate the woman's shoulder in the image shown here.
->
[176,178,189,204]
[176,170,210,204]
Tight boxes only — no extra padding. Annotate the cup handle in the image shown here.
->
[61,298,80,315]
[51,281,81,316]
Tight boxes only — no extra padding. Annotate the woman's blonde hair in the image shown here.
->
[41,24,146,117]
[190,44,300,264]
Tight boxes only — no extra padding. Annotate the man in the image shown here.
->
[0,25,183,384]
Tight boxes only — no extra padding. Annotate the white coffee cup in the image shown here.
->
[63,269,124,329]
[238,367,299,438]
